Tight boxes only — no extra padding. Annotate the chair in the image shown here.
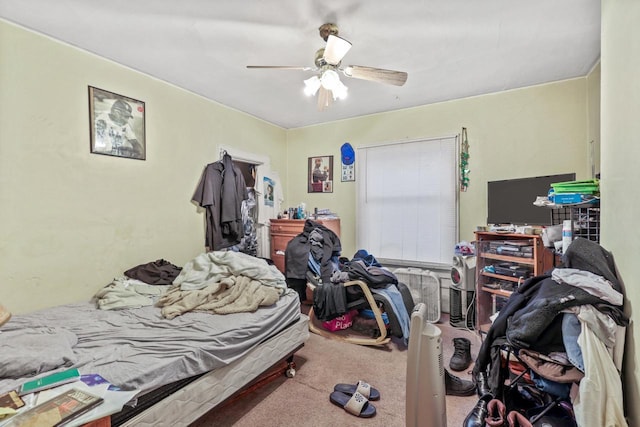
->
[306,279,391,346]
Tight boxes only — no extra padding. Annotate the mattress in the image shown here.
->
[0,289,303,399]
[118,313,309,426]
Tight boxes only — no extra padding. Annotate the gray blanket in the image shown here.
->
[0,327,78,377]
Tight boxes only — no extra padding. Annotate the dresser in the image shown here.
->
[269,218,341,274]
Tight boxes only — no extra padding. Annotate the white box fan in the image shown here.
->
[394,267,441,323]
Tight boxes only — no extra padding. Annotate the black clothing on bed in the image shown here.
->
[124,259,182,285]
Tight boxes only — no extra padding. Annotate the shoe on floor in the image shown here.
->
[474,370,493,398]
[445,369,476,396]
[329,391,376,418]
[450,337,472,371]
[0,304,11,327]
[333,381,380,401]
[463,395,492,427]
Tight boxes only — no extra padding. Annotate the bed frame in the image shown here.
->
[112,314,309,427]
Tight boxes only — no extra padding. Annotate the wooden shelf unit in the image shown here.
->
[474,231,554,334]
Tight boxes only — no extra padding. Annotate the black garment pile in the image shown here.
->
[124,259,182,285]
[467,238,628,427]
[284,226,413,341]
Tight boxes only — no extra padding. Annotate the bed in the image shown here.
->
[0,252,309,426]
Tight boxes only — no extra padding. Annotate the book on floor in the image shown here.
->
[0,390,24,410]
[3,388,103,427]
[18,368,81,396]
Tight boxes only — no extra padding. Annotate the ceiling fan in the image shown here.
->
[247,23,408,111]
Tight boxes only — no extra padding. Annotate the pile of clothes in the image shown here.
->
[465,238,628,427]
[284,220,412,345]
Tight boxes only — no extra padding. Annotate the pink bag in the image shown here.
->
[322,309,358,332]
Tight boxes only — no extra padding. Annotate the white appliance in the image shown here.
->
[394,267,441,323]
[450,255,476,328]
[451,255,476,292]
[406,302,447,427]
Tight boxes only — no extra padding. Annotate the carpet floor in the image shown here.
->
[191,311,481,427]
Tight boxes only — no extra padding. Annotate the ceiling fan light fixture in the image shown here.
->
[304,75,321,96]
[248,23,408,112]
[331,80,348,100]
[320,69,341,90]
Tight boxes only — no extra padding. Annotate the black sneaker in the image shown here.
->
[445,369,476,396]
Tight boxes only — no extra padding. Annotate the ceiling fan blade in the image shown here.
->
[317,87,332,111]
[323,35,352,65]
[246,65,313,71]
[343,65,408,86]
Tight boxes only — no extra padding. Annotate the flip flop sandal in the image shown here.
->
[329,391,376,418]
[334,380,380,401]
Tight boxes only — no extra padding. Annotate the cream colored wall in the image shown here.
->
[286,79,590,257]
[587,62,601,178]
[4,5,635,422]
[601,1,640,424]
[0,20,286,314]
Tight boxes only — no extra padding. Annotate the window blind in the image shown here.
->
[356,136,458,266]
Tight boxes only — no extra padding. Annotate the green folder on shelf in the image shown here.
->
[550,179,600,194]
[18,368,80,396]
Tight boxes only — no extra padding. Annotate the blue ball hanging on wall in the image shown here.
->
[341,142,355,165]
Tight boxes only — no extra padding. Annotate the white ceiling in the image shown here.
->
[0,0,601,129]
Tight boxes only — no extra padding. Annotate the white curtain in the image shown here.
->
[356,136,458,266]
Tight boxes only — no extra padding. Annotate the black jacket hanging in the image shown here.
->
[192,154,248,250]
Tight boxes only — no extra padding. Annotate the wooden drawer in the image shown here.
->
[270,218,340,237]
[270,219,307,235]
[272,234,292,254]
[271,234,293,273]
[271,251,286,274]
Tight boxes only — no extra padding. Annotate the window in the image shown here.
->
[356,136,458,266]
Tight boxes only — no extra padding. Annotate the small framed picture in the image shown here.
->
[308,155,334,193]
[263,176,275,207]
[88,86,146,160]
[341,164,355,182]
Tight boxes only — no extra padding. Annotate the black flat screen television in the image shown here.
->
[487,173,576,225]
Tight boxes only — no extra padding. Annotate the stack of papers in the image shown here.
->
[0,374,139,427]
